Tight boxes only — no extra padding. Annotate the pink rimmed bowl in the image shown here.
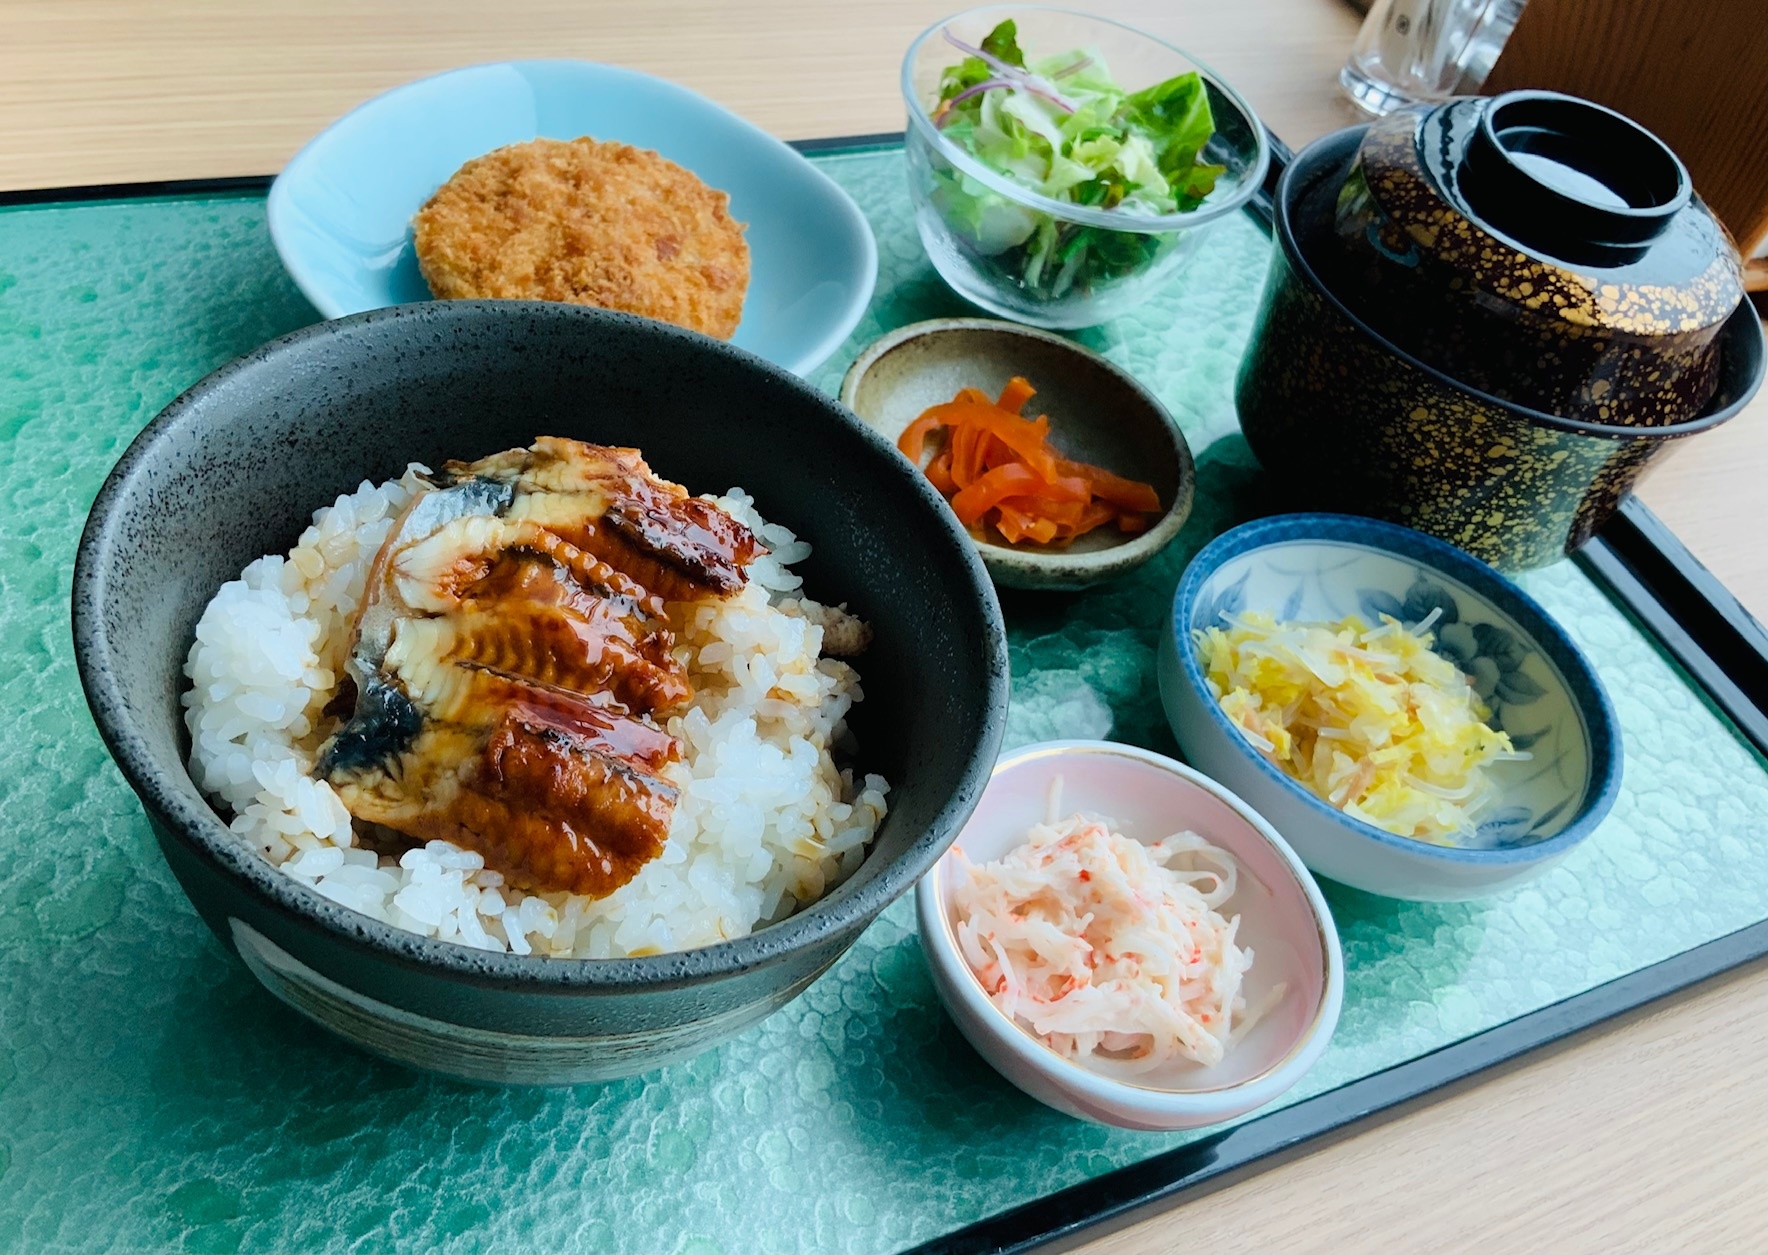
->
[915,740,1343,1130]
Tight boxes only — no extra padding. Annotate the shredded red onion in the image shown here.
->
[1050,54,1094,79]
[936,77,1011,125]
[1015,80,1079,115]
[942,28,1018,77]
[940,26,1078,113]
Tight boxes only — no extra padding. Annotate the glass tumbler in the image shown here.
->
[1340,0,1526,116]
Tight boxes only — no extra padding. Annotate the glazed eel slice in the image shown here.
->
[447,437,762,599]
[315,438,760,898]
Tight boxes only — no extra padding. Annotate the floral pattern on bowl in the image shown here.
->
[1361,578,1580,849]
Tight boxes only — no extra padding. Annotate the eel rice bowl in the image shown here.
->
[181,437,889,959]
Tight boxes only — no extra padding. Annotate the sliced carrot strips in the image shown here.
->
[925,449,955,495]
[948,422,980,490]
[994,501,1035,544]
[997,500,1060,544]
[950,464,1044,527]
[968,410,1057,479]
[1075,500,1119,533]
[997,376,1037,414]
[951,465,1091,528]
[898,413,946,465]
[1057,457,1164,515]
[895,374,1162,549]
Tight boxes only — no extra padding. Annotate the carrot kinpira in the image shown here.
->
[897,412,945,464]
[1063,460,1162,515]
[949,463,1088,527]
[950,463,1044,527]
[895,376,1162,546]
[925,448,956,495]
[996,375,1036,414]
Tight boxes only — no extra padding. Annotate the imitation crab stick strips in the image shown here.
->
[897,377,1161,546]
[949,812,1285,1070]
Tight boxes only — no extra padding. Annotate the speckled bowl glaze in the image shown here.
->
[73,300,1009,1086]
[916,740,1342,1130]
[1236,127,1767,573]
[1159,513,1622,901]
[840,318,1195,590]
[1333,92,1743,426]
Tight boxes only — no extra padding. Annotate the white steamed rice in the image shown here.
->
[182,466,889,958]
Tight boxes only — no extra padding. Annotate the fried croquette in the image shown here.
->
[413,138,750,339]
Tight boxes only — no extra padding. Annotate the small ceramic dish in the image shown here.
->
[1159,513,1623,901]
[266,60,877,376]
[840,318,1195,590]
[915,740,1343,1130]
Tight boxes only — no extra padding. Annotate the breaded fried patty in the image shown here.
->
[413,138,749,338]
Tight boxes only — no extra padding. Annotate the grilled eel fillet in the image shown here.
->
[315,438,760,898]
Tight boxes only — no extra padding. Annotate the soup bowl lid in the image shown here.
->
[1337,91,1743,359]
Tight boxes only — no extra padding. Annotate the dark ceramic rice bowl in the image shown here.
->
[73,301,1009,1085]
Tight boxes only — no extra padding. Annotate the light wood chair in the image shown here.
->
[1484,0,1768,289]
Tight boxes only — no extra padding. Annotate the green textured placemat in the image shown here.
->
[4,147,1768,1254]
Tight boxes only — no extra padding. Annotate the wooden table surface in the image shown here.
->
[6,2,1765,1250]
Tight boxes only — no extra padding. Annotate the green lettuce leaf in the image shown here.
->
[939,55,994,101]
[1121,71,1219,186]
[980,19,1026,67]
[926,25,1223,297]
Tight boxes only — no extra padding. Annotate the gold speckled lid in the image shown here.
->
[1331,92,1744,426]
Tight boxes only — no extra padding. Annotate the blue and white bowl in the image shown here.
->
[1158,513,1622,901]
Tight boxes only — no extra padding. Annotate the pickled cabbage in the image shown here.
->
[1195,611,1521,845]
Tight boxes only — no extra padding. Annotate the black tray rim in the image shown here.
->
[7,130,1767,1255]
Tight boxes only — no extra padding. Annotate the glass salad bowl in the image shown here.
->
[901,6,1270,329]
